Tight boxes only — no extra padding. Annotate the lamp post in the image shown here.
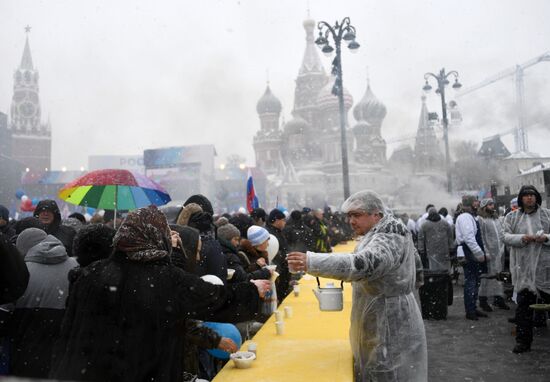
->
[423,68,462,193]
[315,17,360,200]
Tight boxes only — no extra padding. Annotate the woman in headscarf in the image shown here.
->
[50,205,269,382]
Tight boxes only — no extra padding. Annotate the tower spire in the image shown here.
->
[20,25,34,70]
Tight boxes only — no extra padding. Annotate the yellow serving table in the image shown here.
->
[213,242,356,382]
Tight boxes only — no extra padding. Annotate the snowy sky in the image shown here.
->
[1,0,550,170]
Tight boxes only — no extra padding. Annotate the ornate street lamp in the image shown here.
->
[315,17,360,200]
[423,68,462,193]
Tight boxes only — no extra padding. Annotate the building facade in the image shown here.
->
[252,18,405,209]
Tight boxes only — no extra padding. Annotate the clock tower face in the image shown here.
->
[19,102,37,117]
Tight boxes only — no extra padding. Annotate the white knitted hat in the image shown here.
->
[247,225,270,246]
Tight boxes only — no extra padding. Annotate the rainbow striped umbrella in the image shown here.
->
[58,169,171,212]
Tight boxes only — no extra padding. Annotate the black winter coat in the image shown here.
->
[49,251,260,382]
[0,232,29,304]
[219,238,270,282]
[195,232,228,283]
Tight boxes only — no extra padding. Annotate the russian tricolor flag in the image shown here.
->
[246,168,259,213]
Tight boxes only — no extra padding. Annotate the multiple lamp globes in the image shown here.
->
[314,19,360,57]
[423,72,462,93]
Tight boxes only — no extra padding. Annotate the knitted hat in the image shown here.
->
[247,225,270,246]
[268,208,286,223]
[214,216,229,228]
[16,227,47,257]
[217,223,241,242]
[479,198,494,209]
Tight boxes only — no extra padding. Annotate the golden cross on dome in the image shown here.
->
[25,25,31,33]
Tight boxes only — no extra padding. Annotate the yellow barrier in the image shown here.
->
[213,241,357,382]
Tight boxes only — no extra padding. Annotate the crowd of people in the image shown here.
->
[400,184,550,355]
[0,183,549,381]
[0,194,352,381]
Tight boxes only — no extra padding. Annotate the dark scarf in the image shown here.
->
[113,205,172,262]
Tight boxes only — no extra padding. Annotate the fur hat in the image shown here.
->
[176,203,203,226]
[16,227,47,257]
[73,224,116,267]
[247,225,270,246]
[217,223,241,242]
[184,194,214,216]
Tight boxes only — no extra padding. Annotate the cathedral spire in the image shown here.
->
[20,26,34,70]
[417,95,430,131]
[299,17,325,75]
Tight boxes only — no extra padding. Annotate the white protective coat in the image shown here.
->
[478,216,505,297]
[503,207,550,294]
[306,213,427,382]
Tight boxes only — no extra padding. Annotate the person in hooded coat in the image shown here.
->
[49,206,268,382]
[503,185,550,353]
[9,228,78,378]
[33,200,76,256]
[288,190,427,382]
[417,208,454,270]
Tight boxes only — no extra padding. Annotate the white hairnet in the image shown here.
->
[341,190,386,214]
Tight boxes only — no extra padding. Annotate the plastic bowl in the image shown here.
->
[230,351,256,369]
[227,269,236,280]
